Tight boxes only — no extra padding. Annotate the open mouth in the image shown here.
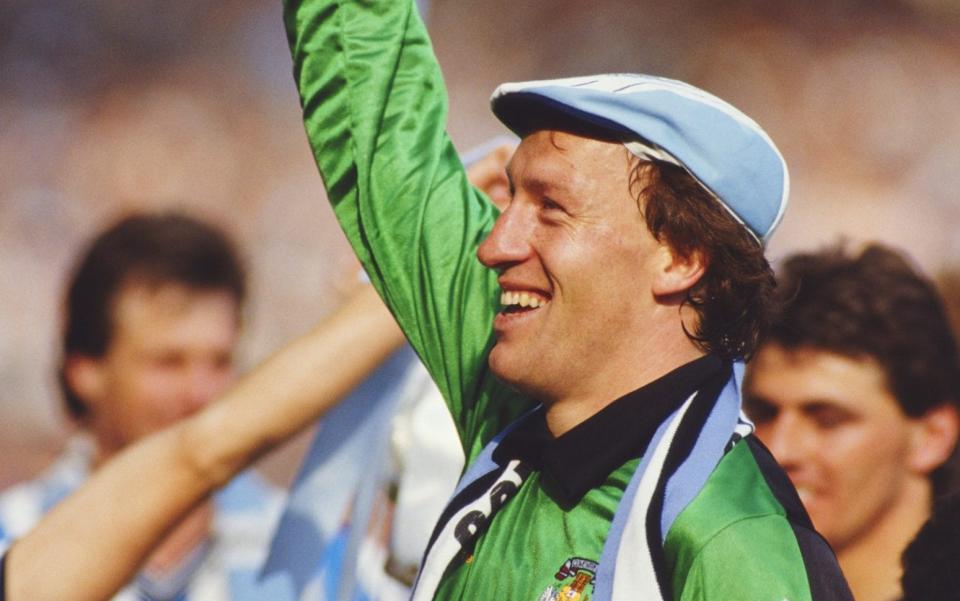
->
[499,290,549,314]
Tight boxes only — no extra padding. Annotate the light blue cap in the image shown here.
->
[490,74,789,243]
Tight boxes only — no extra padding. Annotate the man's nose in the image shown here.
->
[476,204,534,270]
[182,363,232,415]
[761,415,811,472]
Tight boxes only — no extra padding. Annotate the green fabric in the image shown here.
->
[434,461,637,600]
[284,1,824,599]
[284,0,527,464]
[666,443,812,601]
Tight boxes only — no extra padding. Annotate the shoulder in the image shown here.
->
[666,436,851,601]
[0,442,90,544]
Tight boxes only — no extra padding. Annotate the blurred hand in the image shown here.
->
[466,142,514,211]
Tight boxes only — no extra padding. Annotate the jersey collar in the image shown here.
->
[494,354,729,505]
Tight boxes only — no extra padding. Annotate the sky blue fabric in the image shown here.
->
[592,399,682,601]
[437,370,744,601]
[259,345,417,599]
[592,368,743,601]
[659,364,743,540]
[491,75,789,242]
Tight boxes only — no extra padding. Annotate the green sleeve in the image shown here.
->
[675,515,813,601]
[283,0,530,457]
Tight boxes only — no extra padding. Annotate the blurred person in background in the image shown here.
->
[0,212,291,600]
[1,283,404,601]
[0,144,514,601]
[744,244,960,601]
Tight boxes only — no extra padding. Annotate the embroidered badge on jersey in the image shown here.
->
[539,557,598,601]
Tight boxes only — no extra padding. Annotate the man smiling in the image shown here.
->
[283,0,852,598]
[478,132,704,425]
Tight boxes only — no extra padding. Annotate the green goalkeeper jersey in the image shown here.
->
[282,1,853,599]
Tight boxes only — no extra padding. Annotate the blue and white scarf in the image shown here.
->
[412,363,753,601]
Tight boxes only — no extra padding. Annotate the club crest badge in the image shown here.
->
[538,557,598,601]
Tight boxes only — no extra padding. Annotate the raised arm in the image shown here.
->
[284,0,519,448]
[4,285,402,601]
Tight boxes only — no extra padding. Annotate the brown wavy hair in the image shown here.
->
[629,158,777,361]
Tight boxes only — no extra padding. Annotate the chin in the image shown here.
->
[487,346,543,398]
[488,347,518,384]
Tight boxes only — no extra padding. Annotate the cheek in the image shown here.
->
[214,368,235,392]
[824,424,910,489]
[124,370,185,422]
[204,368,236,404]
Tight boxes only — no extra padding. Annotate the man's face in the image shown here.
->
[78,282,240,455]
[744,344,924,551]
[476,130,667,405]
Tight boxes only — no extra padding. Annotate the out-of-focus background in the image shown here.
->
[2,0,959,487]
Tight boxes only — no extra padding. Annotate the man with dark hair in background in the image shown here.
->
[0,212,289,600]
[744,244,960,601]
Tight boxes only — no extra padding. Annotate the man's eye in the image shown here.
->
[152,353,186,370]
[811,409,851,429]
[542,197,564,212]
[743,397,778,424]
[806,404,855,429]
[213,352,233,370]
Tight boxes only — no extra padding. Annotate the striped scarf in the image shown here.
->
[412,363,752,601]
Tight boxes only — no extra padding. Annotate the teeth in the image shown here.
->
[500,291,547,309]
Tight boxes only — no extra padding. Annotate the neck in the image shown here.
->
[91,432,124,469]
[544,324,706,436]
[836,479,932,601]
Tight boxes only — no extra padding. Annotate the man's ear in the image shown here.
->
[63,354,106,413]
[651,245,707,297]
[908,403,960,475]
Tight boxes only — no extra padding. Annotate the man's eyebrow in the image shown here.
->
[507,166,565,197]
[742,393,775,410]
[802,401,853,415]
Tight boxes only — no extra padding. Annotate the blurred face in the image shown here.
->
[476,131,666,404]
[78,282,240,456]
[744,344,924,551]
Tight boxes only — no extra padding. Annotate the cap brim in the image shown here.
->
[493,92,636,142]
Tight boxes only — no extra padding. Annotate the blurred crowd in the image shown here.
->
[0,0,353,483]
[1,0,960,599]
[0,0,958,510]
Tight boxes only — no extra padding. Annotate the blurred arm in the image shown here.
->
[5,285,402,601]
